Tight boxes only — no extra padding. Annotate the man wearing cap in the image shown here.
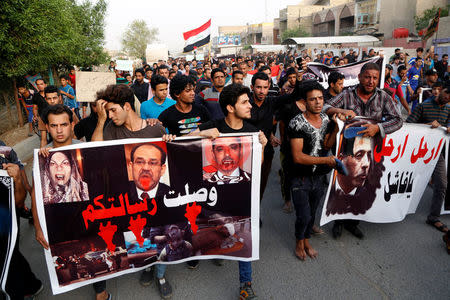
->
[419,69,440,100]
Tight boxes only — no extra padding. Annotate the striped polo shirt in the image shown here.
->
[406,96,450,127]
[195,86,224,120]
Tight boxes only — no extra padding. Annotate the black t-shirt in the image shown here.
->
[32,92,48,117]
[345,53,357,63]
[131,81,149,103]
[248,94,286,156]
[158,104,211,136]
[199,118,257,133]
[288,112,334,176]
[74,113,110,142]
[277,101,303,155]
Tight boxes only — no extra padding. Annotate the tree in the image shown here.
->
[414,5,449,31]
[0,0,109,78]
[0,0,109,129]
[121,20,158,61]
[281,27,310,42]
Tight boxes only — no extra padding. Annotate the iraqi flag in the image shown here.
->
[183,19,211,53]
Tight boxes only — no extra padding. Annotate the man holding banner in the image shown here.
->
[194,83,267,300]
[324,62,403,239]
[406,81,449,232]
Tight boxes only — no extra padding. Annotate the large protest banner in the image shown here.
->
[307,56,385,89]
[75,71,116,102]
[33,134,261,294]
[0,170,17,300]
[115,60,134,72]
[320,118,448,225]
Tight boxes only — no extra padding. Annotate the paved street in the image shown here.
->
[15,146,450,300]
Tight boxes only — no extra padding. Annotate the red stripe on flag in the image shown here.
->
[183,19,211,41]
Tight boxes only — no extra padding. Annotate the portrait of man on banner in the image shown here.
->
[326,118,385,216]
[41,150,89,205]
[124,142,171,205]
[202,136,253,185]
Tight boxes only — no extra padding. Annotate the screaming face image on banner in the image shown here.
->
[326,118,385,216]
[41,151,89,205]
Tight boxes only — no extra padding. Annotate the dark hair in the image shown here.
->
[415,57,422,62]
[35,78,45,84]
[285,67,297,77]
[135,68,145,77]
[443,54,448,58]
[172,63,177,67]
[300,80,324,100]
[238,61,248,68]
[169,74,195,100]
[96,84,135,111]
[232,70,244,78]
[328,72,345,85]
[124,73,131,78]
[42,104,73,124]
[425,69,437,76]
[360,62,380,74]
[416,47,424,53]
[251,72,270,86]
[44,85,59,95]
[68,66,75,71]
[395,48,401,52]
[130,143,166,165]
[157,65,169,72]
[219,83,251,116]
[432,81,443,88]
[211,68,225,79]
[169,70,177,76]
[258,65,271,73]
[398,65,407,73]
[184,62,190,67]
[150,74,168,90]
[59,74,70,80]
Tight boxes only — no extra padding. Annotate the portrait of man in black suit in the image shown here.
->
[126,143,170,205]
[203,136,251,185]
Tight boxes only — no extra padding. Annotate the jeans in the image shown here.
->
[238,261,252,283]
[291,175,326,240]
[155,264,167,279]
[428,151,447,221]
[93,280,106,294]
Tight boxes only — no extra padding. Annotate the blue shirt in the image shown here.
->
[140,97,176,119]
[407,66,421,91]
[59,85,77,109]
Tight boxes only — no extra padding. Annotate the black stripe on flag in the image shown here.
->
[183,35,210,53]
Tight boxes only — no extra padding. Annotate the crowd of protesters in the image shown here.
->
[5,45,450,300]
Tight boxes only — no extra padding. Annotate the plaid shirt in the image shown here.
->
[324,86,403,137]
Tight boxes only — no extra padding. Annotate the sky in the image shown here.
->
[103,0,302,54]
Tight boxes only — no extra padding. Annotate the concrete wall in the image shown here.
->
[379,0,417,39]
[416,0,447,16]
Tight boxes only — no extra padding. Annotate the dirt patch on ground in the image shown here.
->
[0,124,32,146]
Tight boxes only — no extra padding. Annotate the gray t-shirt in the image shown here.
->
[103,122,165,140]
[47,139,82,148]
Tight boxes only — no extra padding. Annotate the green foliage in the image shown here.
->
[121,20,159,61]
[414,5,449,31]
[281,27,310,41]
[0,0,109,78]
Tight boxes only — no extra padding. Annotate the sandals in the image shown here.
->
[443,234,450,255]
[426,219,448,233]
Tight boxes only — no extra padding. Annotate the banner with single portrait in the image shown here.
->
[0,170,17,300]
[320,119,448,225]
[33,134,261,294]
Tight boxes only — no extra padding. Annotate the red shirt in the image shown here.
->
[69,73,76,89]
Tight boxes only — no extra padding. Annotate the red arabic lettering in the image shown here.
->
[391,134,409,163]
[185,202,202,234]
[98,221,117,252]
[433,138,444,160]
[128,215,147,247]
[410,136,429,163]
[374,137,394,163]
